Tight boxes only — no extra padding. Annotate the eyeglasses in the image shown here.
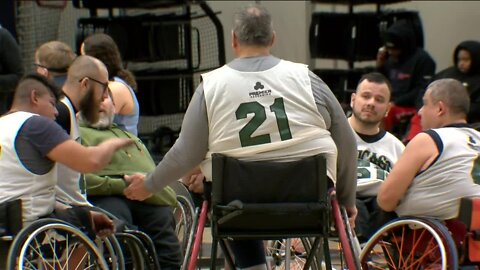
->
[79,76,109,95]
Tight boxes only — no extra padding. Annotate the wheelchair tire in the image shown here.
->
[360,217,458,270]
[7,218,108,270]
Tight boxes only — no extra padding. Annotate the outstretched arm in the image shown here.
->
[48,137,133,173]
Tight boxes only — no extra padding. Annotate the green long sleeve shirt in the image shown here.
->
[79,124,177,207]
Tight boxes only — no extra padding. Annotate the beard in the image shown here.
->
[88,111,114,129]
[79,86,101,124]
[352,108,384,127]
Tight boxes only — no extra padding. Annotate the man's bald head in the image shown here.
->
[65,55,107,84]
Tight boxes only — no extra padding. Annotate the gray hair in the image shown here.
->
[233,4,274,47]
[428,78,470,116]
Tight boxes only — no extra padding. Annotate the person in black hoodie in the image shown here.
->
[433,40,480,124]
[377,19,436,139]
[0,25,23,115]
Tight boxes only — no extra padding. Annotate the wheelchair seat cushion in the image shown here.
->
[0,199,22,236]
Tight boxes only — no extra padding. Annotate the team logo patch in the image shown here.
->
[249,81,271,98]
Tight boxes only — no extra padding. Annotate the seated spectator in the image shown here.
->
[377,19,436,141]
[348,72,404,241]
[0,73,132,236]
[34,40,76,87]
[81,33,140,135]
[433,40,480,124]
[377,78,480,220]
[79,95,182,270]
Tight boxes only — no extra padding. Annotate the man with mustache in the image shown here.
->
[348,72,405,242]
[78,95,182,270]
[55,55,110,210]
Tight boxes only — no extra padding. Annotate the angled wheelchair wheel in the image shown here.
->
[265,238,321,270]
[330,196,362,270]
[7,218,108,270]
[360,217,458,270]
[95,234,125,270]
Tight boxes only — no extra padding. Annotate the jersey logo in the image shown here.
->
[249,81,271,98]
[254,82,264,90]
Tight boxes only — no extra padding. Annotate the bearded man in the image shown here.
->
[55,55,110,209]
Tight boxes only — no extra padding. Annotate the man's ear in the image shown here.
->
[30,89,40,105]
[385,101,392,117]
[437,101,446,116]
[231,31,238,49]
[270,31,276,47]
[350,93,356,108]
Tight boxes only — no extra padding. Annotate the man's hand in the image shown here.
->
[345,206,358,229]
[105,137,134,150]
[90,211,115,238]
[376,46,388,68]
[124,173,153,201]
[187,172,205,194]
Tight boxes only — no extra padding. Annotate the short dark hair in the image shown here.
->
[428,78,470,116]
[233,4,274,47]
[15,73,63,101]
[357,72,393,100]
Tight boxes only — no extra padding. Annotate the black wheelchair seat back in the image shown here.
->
[211,153,329,237]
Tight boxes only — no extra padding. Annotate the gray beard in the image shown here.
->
[78,113,114,130]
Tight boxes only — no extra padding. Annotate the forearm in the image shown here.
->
[85,174,127,196]
[310,72,357,207]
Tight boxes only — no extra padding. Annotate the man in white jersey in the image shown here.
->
[54,55,110,210]
[0,74,132,236]
[348,72,405,242]
[124,4,358,270]
[378,78,480,219]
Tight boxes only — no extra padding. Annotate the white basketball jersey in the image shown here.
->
[0,112,56,223]
[200,60,338,182]
[396,127,480,219]
[354,130,405,196]
[55,97,91,207]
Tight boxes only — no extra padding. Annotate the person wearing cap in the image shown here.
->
[377,19,436,142]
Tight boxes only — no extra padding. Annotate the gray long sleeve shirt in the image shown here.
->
[144,55,357,207]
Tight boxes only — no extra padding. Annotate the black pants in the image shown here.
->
[355,196,397,242]
[89,196,182,270]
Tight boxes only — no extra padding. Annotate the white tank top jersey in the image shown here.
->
[55,97,91,208]
[396,127,480,219]
[200,60,338,182]
[0,112,56,223]
[354,130,405,197]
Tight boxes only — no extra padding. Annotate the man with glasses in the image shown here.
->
[34,41,76,87]
[55,55,110,210]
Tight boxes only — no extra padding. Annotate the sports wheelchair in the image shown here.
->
[360,197,480,269]
[174,153,362,270]
[0,199,162,270]
[0,200,110,270]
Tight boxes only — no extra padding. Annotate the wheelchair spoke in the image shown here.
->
[360,219,451,270]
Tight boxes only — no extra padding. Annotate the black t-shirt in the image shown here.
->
[16,115,70,174]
